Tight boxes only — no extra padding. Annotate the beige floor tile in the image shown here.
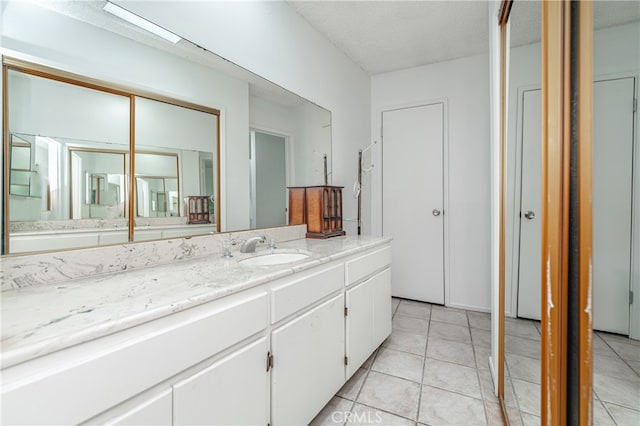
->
[478,368,499,404]
[608,340,640,363]
[382,329,427,356]
[471,328,492,348]
[484,402,505,426]
[393,314,429,335]
[429,321,471,344]
[505,335,540,359]
[474,346,493,370]
[346,404,414,426]
[506,353,540,384]
[594,373,640,410]
[418,385,486,425]
[594,353,640,382]
[593,333,620,359]
[605,402,640,426]
[361,349,378,370]
[598,331,640,348]
[357,371,420,420]
[372,347,424,383]
[628,360,640,375]
[468,311,492,331]
[505,405,523,426]
[426,337,476,367]
[505,318,540,340]
[593,397,616,425]
[337,368,368,401]
[431,306,468,326]
[310,396,354,426]
[511,378,540,416]
[423,357,482,399]
[396,301,431,320]
[520,412,539,426]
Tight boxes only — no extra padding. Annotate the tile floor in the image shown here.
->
[311,298,640,426]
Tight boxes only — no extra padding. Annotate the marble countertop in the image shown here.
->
[1,235,391,369]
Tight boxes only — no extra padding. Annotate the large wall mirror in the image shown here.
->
[1,0,331,255]
[500,1,640,424]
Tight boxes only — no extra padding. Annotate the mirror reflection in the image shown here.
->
[2,0,332,254]
[70,148,127,220]
[503,2,640,424]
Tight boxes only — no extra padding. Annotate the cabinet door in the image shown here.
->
[271,294,345,426]
[346,279,374,378]
[346,268,392,377]
[173,337,268,425]
[107,390,172,426]
[372,268,392,346]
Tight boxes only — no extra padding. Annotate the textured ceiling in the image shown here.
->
[287,0,490,75]
[288,0,640,75]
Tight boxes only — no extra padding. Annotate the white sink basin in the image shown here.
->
[239,252,310,267]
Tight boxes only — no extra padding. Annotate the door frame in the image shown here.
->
[375,98,451,305]
[511,74,639,339]
[249,127,292,228]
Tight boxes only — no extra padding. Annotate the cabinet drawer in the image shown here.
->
[346,245,391,286]
[271,263,344,323]
[1,291,267,425]
[106,389,172,426]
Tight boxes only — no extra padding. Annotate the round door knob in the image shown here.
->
[432,209,441,217]
[524,211,535,220]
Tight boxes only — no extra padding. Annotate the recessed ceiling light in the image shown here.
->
[103,2,181,44]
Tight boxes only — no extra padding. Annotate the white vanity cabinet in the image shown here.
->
[345,247,393,377]
[1,290,268,425]
[1,240,392,426]
[106,389,173,426]
[271,293,345,425]
[173,337,269,425]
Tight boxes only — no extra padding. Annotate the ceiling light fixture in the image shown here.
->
[103,2,181,44]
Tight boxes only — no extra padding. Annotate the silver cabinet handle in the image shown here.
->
[524,211,535,220]
[432,209,441,217]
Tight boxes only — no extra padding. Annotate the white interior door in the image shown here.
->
[517,90,542,320]
[517,78,635,335]
[592,78,634,334]
[251,131,287,229]
[382,103,444,304]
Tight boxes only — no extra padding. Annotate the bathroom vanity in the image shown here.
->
[1,233,392,425]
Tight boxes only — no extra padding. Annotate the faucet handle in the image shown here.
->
[268,238,277,250]
[221,238,236,258]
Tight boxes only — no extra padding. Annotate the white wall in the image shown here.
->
[1,0,250,231]
[113,0,371,235]
[249,95,299,186]
[371,53,492,312]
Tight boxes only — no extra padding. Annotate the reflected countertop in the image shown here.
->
[0,235,391,369]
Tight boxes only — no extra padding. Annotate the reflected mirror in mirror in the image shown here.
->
[5,65,131,254]
[133,97,218,241]
[69,148,127,220]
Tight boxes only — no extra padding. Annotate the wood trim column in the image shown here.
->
[576,2,594,424]
[541,1,593,424]
[497,1,512,423]
[541,1,570,423]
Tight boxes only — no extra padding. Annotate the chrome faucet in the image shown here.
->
[240,236,266,253]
